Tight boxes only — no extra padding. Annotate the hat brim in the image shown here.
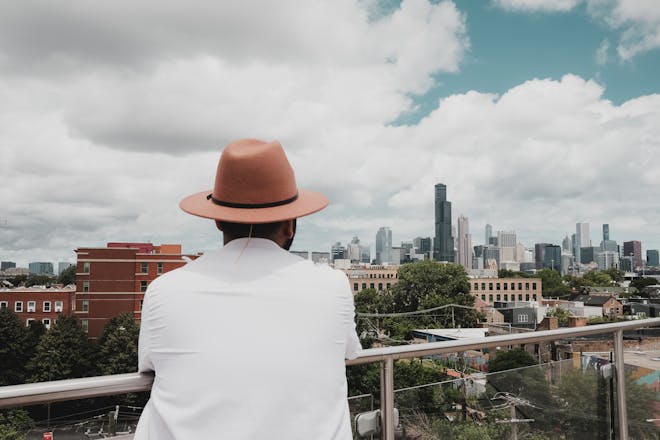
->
[179,189,329,224]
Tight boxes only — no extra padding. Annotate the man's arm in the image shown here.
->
[137,288,154,372]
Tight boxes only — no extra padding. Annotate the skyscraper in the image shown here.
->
[375,227,393,265]
[647,250,659,267]
[485,224,492,246]
[623,240,642,269]
[433,183,453,262]
[561,235,571,252]
[575,222,590,263]
[457,215,472,271]
[602,224,609,241]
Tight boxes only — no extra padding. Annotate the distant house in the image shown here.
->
[571,294,623,318]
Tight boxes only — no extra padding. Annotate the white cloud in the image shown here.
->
[595,39,610,64]
[1,1,659,266]
[491,0,580,12]
[587,0,660,60]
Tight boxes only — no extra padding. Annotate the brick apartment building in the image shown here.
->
[75,242,198,339]
[341,265,400,294]
[469,277,543,306]
[0,286,76,329]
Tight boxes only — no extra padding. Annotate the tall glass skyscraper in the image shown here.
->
[433,183,454,262]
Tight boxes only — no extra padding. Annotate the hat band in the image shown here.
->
[206,192,299,209]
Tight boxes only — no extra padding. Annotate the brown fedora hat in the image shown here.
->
[179,139,328,223]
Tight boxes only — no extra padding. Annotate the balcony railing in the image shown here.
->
[1,318,659,439]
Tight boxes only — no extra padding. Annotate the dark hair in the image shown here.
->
[216,221,286,239]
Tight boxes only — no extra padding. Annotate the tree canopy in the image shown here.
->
[0,308,30,386]
[28,315,98,382]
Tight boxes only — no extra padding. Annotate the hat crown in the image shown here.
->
[213,139,297,205]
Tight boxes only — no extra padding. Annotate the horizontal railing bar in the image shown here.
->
[0,318,658,409]
[0,372,154,409]
[345,317,660,365]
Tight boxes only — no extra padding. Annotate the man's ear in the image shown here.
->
[283,219,295,238]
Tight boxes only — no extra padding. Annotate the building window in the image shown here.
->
[353,283,358,291]
[55,301,63,312]
[489,282,493,290]
[503,283,508,290]
[504,294,509,301]
[81,319,89,333]
[141,262,148,273]
[157,262,163,274]
[387,283,391,289]
[15,301,23,312]
[511,283,515,290]
[83,262,90,273]
[27,301,36,313]
[481,294,486,301]
[140,281,148,292]
[378,283,383,290]
[43,301,51,312]
[473,282,479,290]
[42,318,51,330]
[83,281,89,292]
[26,318,34,327]
[489,294,493,302]
[496,283,501,290]
[532,294,537,301]
[496,294,501,301]
[518,283,522,290]
[525,294,530,301]
[361,283,366,290]
[0,301,7,309]
[481,283,486,290]
[532,282,537,290]
[370,283,374,289]
[82,300,89,312]
[525,282,530,290]
[518,294,523,301]
[519,314,529,323]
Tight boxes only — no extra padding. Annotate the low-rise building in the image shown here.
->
[469,277,542,306]
[0,286,76,329]
[75,242,199,339]
[571,294,623,318]
[341,265,400,294]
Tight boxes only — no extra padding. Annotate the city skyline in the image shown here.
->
[1,1,659,266]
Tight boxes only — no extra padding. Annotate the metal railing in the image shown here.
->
[1,318,659,439]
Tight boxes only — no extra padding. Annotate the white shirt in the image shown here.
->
[135,238,361,439]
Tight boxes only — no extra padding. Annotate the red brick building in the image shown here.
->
[0,286,76,329]
[75,242,198,339]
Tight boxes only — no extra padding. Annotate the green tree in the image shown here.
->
[0,308,29,385]
[630,277,657,296]
[602,268,624,284]
[98,313,139,376]
[24,274,55,287]
[28,315,98,382]
[0,409,34,440]
[498,269,528,278]
[57,265,76,285]
[545,307,572,327]
[488,350,553,431]
[488,349,536,373]
[582,271,613,287]
[390,261,478,332]
[538,269,571,298]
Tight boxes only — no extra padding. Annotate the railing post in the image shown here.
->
[613,329,628,440]
[380,357,395,440]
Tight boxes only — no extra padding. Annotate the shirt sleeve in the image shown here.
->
[338,274,362,360]
[137,287,154,373]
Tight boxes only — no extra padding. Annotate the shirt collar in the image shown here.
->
[223,237,283,251]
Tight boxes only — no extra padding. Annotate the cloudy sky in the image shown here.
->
[1,0,659,267]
